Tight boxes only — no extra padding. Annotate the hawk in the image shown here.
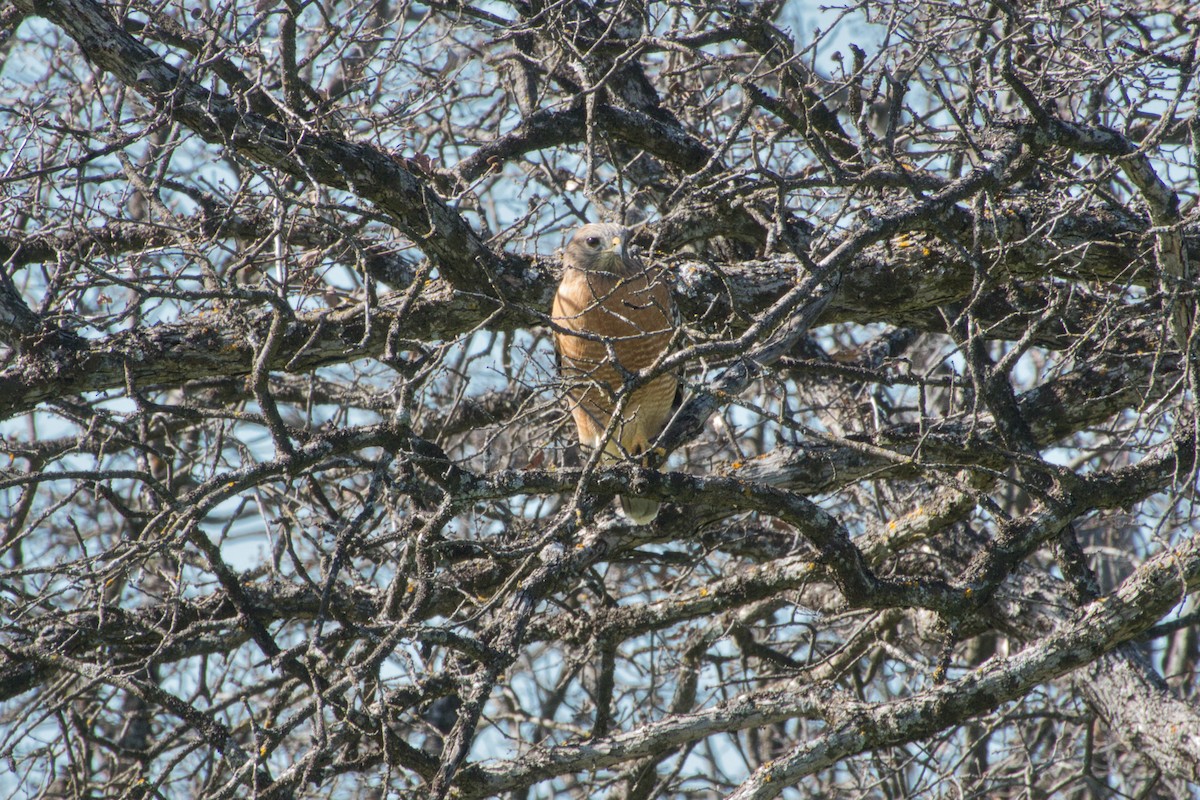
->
[552,223,677,524]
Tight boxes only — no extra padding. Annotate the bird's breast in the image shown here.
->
[552,269,674,375]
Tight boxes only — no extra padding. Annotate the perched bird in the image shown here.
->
[552,223,677,523]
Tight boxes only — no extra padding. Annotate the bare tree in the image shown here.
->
[1,0,1198,797]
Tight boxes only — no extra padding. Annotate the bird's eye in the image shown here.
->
[585,236,601,248]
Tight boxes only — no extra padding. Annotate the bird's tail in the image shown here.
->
[602,440,660,524]
[619,495,660,525]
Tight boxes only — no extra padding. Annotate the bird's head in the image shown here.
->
[564,223,636,276]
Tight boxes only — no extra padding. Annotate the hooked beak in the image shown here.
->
[597,235,626,266]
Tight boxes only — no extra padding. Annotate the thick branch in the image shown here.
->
[459,529,1200,797]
